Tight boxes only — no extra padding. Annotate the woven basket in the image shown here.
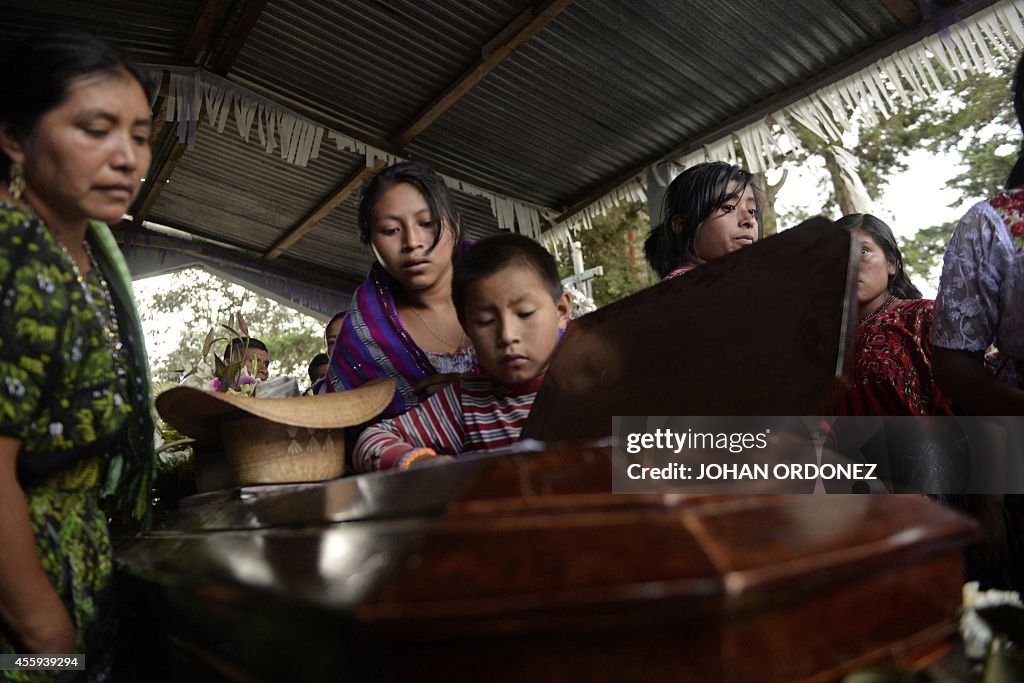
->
[220,416,346,485]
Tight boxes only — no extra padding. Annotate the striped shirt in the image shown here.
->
[354,373,543,472]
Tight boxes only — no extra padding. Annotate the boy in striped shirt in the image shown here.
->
[354,234,571,472]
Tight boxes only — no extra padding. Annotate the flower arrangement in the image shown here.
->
[182,312,260,395]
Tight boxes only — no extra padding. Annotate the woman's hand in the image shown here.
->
[414,373,460,398]
[0,436,77,653]
[20,595,77,654]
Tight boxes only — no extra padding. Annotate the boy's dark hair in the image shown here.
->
[451,233,562,323]
[357,161,462,252]
[643,161,763,278]
[0,30,152,181]
[834,213,922,300]
[223,337,268,362]
[308,352,330,382]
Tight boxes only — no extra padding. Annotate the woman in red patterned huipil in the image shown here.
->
[833,214,953,417]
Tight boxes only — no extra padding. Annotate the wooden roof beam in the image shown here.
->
[132,0,233,224]
[390,0,575,150]
[133,135,187,224]
[263,160,385,261]
[113,224,364,292]
[881,0,922,27]
[181,0,231,64]
[212,0,269,75]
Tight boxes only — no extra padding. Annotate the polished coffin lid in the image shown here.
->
[524,216,857,442]
[117,444,977,682]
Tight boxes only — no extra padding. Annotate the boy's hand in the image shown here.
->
[414,373,460,398]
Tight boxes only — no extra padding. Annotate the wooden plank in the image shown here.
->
[263,160,385,261]
[881,0,923,27]
[212,0,269,75]
[552,0,994,225]
[134,139,187,223]
[390,0,574,150]
[181,0,230,64]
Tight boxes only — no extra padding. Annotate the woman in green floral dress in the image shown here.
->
[0,32,155,681]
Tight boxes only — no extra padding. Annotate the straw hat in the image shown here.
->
[156,378,394,485]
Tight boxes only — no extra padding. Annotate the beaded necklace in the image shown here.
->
[859,294,896,326]
[55,234,128,402]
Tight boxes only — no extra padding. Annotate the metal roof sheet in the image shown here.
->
[0,0,1003,299]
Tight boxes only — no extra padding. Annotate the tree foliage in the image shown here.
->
[136,268,326,388]
[557,201,656,308]
[898,220,957,285]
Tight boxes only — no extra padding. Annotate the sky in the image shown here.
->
[771,146,981,298]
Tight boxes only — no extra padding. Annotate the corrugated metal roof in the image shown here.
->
[0,0,199,62]
[0,0,1002,298]
[405,0,907,207]
[229,0,527,138]
[149,113,366,251]
[147,112,506,284]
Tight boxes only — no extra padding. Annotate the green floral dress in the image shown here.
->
[0,201,153,682]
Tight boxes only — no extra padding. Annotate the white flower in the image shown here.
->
[48,422,64,436]
[960,581,1023,659]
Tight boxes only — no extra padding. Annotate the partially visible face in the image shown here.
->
[694,183,758,262]
[851,227,896,310]
[325,317,344,356]
[311,362,328,383]
[243,348,270,381]
[3,72,152,226]
[369,182,454,292]
[462,265,571,386]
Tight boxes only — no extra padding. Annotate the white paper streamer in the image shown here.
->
[544,0,1024,240]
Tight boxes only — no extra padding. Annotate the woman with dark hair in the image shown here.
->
[931,57,1024,414]
[0,31,154,672]
[833,214,951,416]
[930,52,1024,590]
[644,161,762,280]
[325,162,477,418]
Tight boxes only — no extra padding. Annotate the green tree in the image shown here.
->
[558,201,656,308]
[898,220,957,284]
[135,268,326,387]
[781,49,1018,279]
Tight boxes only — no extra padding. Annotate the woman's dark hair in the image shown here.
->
[308,353,330,382]
[834,213,922,300]
[452,233,562,324]
[643,161,763,279]
[357,161,462,252]
[324,311,346,341]
[0,30,152,182]
[1006,51,1024,189]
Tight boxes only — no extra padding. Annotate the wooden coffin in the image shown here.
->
[117,218,973,681]
[116,444,975,682]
